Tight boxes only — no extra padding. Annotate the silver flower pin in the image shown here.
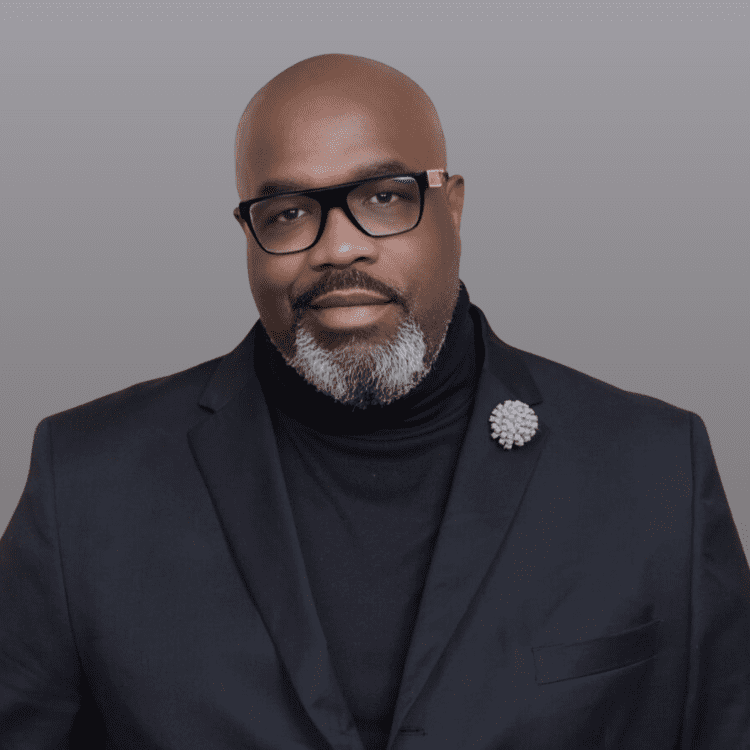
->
[489,399,539,450]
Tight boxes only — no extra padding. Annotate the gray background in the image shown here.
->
[1,2,748,558]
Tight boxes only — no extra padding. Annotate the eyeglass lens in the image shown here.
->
[249,176,421,254]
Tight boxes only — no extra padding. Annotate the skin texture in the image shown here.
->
[233,53,465,407]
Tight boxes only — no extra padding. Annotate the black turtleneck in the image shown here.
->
[254,282,482,750]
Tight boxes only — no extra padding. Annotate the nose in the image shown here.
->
[306,206,377,266]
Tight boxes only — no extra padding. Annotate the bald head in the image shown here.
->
[235,54,447,201]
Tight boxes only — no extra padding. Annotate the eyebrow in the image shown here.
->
[253,159,414,198]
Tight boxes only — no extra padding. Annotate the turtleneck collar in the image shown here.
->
[253,281,481,437]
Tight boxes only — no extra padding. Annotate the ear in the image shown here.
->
[445,174,465,234]
[234,207,254,244]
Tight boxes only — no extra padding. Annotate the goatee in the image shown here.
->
[280,312,449,409]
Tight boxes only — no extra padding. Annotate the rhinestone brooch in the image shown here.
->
[489,399,539,450]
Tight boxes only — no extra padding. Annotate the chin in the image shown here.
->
[281,313,446,408]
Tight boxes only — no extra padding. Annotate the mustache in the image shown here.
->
[293,269,402,311]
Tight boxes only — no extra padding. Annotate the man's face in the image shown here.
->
[234,93,465,407]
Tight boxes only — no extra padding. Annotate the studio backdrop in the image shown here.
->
[1,2,748,555]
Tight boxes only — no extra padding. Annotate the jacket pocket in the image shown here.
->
[532,619,663,685]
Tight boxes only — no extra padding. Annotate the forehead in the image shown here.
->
[243,93,429,194]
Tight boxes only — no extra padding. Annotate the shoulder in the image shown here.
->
[475,302,697,442]
[524,346,691,414]
[41,353,225,449]
[506,342,698,449]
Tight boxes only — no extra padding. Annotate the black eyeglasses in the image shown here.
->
[236,169,448,255]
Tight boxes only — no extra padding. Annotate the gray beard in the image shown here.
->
[281,313,449,409]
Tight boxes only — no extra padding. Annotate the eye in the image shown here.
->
[271,207,307,224]
[369,191,399,205]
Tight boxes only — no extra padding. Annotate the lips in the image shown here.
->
[309,290,393,309]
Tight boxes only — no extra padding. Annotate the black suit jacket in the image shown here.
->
[2,303,749,750]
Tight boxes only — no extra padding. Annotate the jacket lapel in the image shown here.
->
[386,304,549,746]
[188,324,362,750]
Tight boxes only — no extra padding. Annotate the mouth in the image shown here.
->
[307,291,396,330]
[309,289,393,309]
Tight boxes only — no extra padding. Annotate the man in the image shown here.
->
[1,53,748,750]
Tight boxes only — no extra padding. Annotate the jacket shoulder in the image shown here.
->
[42,352,225,439]
[509,344,697,433]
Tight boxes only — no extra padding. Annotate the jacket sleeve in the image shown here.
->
[0,417,85,749]
[680,412,750,748]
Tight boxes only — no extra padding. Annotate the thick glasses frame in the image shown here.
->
[237,168,448,255]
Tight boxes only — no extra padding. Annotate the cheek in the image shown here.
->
[405,226,458,289]
[247,257,300,323]
[405,230,460,322]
